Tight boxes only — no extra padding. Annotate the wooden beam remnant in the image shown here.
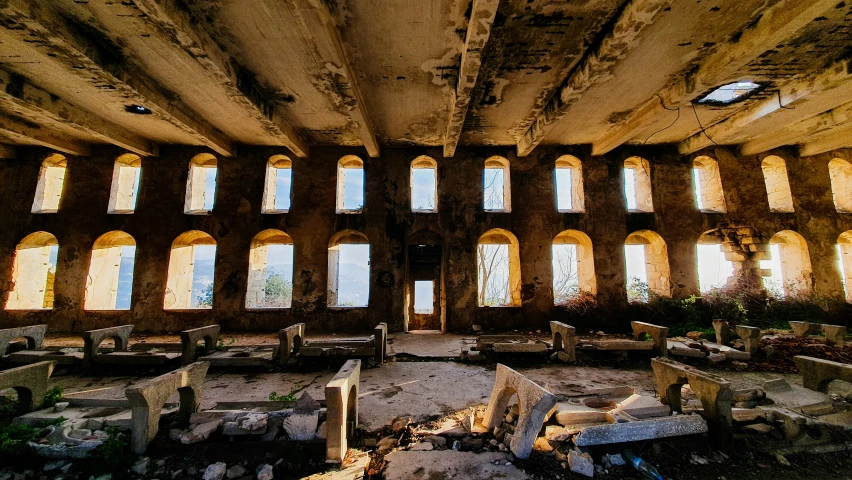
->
[680,59,852,155]
[592,0,839,156]
[739,100,852,155]
[516,0,672,157]
[0,0,234,157]
[133,0,309,158]
[0,113,91,156]
[443,0,500,158]
[0,70,158,157]
[799,124,852,157]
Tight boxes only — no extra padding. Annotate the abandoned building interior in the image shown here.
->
[4,1,852,479]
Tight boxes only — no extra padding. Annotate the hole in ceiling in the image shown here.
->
[125,105,152,115]
[696,81,764,105]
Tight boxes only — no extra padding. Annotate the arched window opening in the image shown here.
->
[336,156,365,213]
[184,154,218,215]
[5,232,59,310]
[828,158,852,212]
[552,230,596,305]
[760,230,813,299]
[483,156,511,212]
[328,231,370,307]
[555,155,585,212]
[246,229,294,309]
[623,156,653,212]
[108,154,142,214]
[164,231,216,310]
[84,231,136,310]
[692,156,727,213]
[477,229,521,307]
[262,155,292,214]
[411,156,437,212]
[837,231,852,302]
[32,154,67,214]
[624,230,670,302]
[761,155,794,213]
[696,232,734,293]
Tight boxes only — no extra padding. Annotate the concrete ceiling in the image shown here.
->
[0,0,849,159]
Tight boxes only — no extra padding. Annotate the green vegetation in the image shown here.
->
[264,273,293,307]
[269,382,302,402]
[43,386,63,408]
[216,336,236,351]
[197,283,213,308]
[83,427,134,476]
[0,418,66,459]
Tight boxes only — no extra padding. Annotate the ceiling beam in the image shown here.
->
[592,0,838,156]
[0,144,17,159]
[0,0,234,157]
[443,0,500,158]
[739,100,852,155]
[516,0,671,157]
[0,69,158,157]
[133,0,309,158]
[679,59,852,155]
[0,113,91,156]
[799,125,852,157]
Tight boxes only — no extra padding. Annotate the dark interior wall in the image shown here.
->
[0,144,849,334]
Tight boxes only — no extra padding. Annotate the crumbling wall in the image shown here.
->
[0,144,849,333]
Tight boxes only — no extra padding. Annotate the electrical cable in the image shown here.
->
[691,102,720,146]
[777,90,794,110]
[643,95,681,145]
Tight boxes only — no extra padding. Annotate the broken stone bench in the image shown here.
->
[735,325,761,354]
[794,355,852,393]
[180,325,220,365]
[126,361,209,454]
[83,325,180,371]
[291,323,387,365]
[277,323,305,366]
[550,321,576,362]
[0,324,82,366]
[651,357,734,448]
[475,334,549,354]
[667,337,751,362]
[578,321,668,358]
[789,321,847,347]
[0,361,56,413]
[325,359,361,463]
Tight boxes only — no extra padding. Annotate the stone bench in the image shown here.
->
[482,364,556,459]
[295,323,388,364]
[650,357,733,448]
[712,320,731,345]
[277,323,305,365]
[180,325,220,366]
[325,359,361,463]
[0,324,47,358]
[632,321,669,358]
[125,361,209,454]
[793,355,852,393]
[789,321,847,347]
[475,334,548,354]
[82,325,178,370]
[0,361,56,413]
[735,325,761,354]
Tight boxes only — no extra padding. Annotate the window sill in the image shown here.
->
[412,209,438,214]
[184,210,213,215]
[245,307,292,311]
[261,210,290,214]
[557,209,585,214]
[483,209,511,213]
[5,308,52,312]
[108,210,135,215]
[477,305,521,308]
[327,305,368,310]
[163,308,213,311]
[84,309,132,312]
[336,210,364,214]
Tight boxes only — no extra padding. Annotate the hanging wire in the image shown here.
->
[643,95,681,145]
[777,90,795,110]
[691,102,720,146]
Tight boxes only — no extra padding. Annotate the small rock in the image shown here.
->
[460,437,484,451]
[776,454,790,466]
[567,449,594,478]
[281,412,318,440]
[377,436,398,454]
[687,331,704,340]
[237,413,267,432]
[472,324,482,332]
[409,442,433,451]
[85,419,104,431]
[172,469,184,479]
[169,429,184,441]
[731,361,748,371]
[261,424,281,441]
[181,420,222,444]
[392,416,412,433]
[43,461,66,472]
[225,465,246,479]
[504,414,514,424]
[294,392,320,413]
[256,464,273,480]
[690,453,709,465]
[425,435,446,448]
[557,351,571,362]
[53,403,69,413]
[90,474,111,480]
[533,437,553,453]
[202,462,227,480]
[131,457,150,475]
[708,353,726,363]
[466,351,486,362]
[602,453,625,467]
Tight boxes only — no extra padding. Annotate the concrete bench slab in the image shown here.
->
[632,321,669,358]
[93,352,180,365]
[794,355,852,393]
[0,361,56,413]
[125,361,209,454]
[9,350,83,365]
[821,324,847,347]
[0,324,47,358]
[550,321,576,362]
[198,350,274,367]
[374,323,388,364]
[712,320,731,345]
[277,323,304,365]
[651,357,734,448]
[180,325,220,365]
[326,359,361,463]
[574,414,708,446]
[492,342,548,353]
[81,325,133,370]
[734,326,761,354]
[582,340,654,351]
[483,364,556,459]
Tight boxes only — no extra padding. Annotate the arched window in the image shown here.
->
[555,155,585,212]
[84,231,136,310]
[837,231,852,302]
[828,158,852,212]
[5,232,58,310]
[31,154,67,214]
[692,156,727,213]
[246,229,294,309]
[328,230,370,307]
[262,155,292,214]
[184,154,218,215]
[552,230,596,304]
[696,232,734,293]
[624,230,670,302]
[483,156,511,212]
[760,230,813,298]
[108,154,142,214]
[477,229,521,307]
[411,156,437,212]
[336,156,365,213]
[164,231,216,310]
[623,156,653,212]
[761,155,794,213]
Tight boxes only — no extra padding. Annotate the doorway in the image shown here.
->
[405,233,444,332]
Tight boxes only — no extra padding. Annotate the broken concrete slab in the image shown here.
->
[821,324,846,347]
[199,349,275,367]
[180,325,220,366]
[277,323,304,365]
[574,414,708,446]
[735,326,761,354]
[326,359,360,463]
[0,361,55,412]
[794,355,852,393]
[651,357,734,448]
[550,321,576,362]
[492,342,548,353]
[612,394,670,419]
[788,321,814,338]
[632,321,669,358]
[483,364,556,459]
[125,361,209,454]
[568,448,594,477]
[383,450,528,480]
[0,324,47,357]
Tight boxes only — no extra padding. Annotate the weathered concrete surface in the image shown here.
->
[0,360,55,412]
[632,322,669,358]
[794,355,852,393]
[735,326,761,355]
[326,359,360,463]
[277,323,304,365]
[180,325,220,366]
[550,321,576,362]
[82,325,133,370]
[0,324,46,357]
[383,451,528,480]
[387,333,468,358]
[712,320,731,345]
[574,415,708,446]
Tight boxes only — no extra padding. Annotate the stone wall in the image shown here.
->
[1,144,850,334]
